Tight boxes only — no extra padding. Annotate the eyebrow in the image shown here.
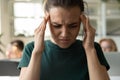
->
[51,22,78,25]
[51,22,62,25]
[68,23,78,25]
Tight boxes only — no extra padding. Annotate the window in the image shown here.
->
[13,1,50,37]
[106,3,120,35]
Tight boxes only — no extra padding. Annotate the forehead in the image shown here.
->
[49,7,81,24]
[101,41,111,46]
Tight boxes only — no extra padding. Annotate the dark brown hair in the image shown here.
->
[11,40,24,51]
[43,0,84,12]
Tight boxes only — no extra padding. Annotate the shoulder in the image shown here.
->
[25,41,34,47]
[79,40,102,51]
[75,39,83,46]
[23,41,34,53]
[94,42,102,50]
[25,40,49,49]
[94,42,104,57]
[76,40,101,48]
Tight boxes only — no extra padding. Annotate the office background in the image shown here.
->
[0,0,120,80]
[0,0,120,53]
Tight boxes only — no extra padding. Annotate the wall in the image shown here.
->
[0,0,1,34]
[0,0,12,52]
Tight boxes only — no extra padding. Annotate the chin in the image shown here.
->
[51,38,75,48]
[58,44,71,49]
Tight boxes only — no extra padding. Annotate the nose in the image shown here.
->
[61,26,69,37]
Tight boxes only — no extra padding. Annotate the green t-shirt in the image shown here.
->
[18,40,110,80]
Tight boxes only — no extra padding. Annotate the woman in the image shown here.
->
[6,40,24,59]
[18,0,110,80]
[99,38,118,52]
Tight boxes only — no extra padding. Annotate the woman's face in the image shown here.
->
[100,41,112,52]
[6,45,20,59]
[48,7,81,48]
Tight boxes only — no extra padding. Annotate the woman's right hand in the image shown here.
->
[33,14,50,54]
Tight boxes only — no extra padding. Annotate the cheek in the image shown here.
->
[74,26,80,35]
[49,26,58,36]
[49,23,54,34]
[75,22,81,34]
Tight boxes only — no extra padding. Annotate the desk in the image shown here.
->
[110,76,120,80]
[0,76,120,80]
[0,76,19,80]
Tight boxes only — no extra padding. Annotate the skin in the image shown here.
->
[6,44,22,59]
[49,7,81,48]
[19,6,110,80]
[100,41,112,52]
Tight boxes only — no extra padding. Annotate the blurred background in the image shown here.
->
[0,0,120,80]
[0,0,120,53]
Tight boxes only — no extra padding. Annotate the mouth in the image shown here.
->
[59,39,70,44]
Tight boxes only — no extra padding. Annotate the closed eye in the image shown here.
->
[51,22,62,29]
[53,24,62,28]
[69,24,78,28]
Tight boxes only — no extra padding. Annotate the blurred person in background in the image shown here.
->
[99,38,118,52]
[5,40,24,59]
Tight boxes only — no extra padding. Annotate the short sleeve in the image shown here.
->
[17,41,34,70]
[95,42,110,70]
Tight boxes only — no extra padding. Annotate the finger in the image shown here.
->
[80,14,86,26]
[42,13,50,31]
[80,14,90,32]
[80,14,87,31]
[35,14,50,33]
[45,12,50,23]
[85,16,90,31]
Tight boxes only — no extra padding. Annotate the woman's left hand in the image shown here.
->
[80,14,96,50]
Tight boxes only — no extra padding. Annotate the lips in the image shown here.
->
[59,39,70,44]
